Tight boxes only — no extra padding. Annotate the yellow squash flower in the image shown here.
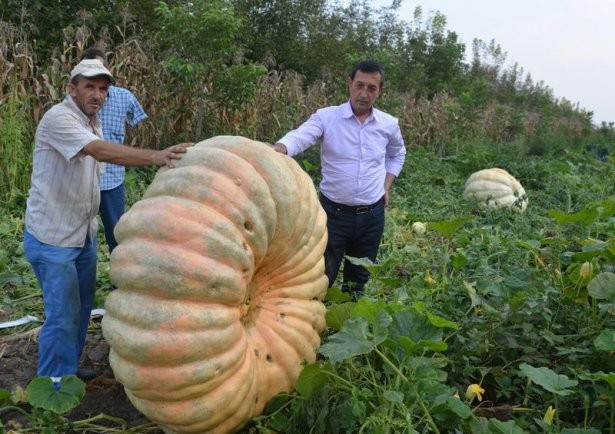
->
[424,270,435,286]
[543,405,556,425]
[579,261,593,279]
[465,384,485,402]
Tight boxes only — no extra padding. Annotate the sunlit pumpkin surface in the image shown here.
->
[101,136,328,433]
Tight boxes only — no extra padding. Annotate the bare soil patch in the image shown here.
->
[0,319,162,433]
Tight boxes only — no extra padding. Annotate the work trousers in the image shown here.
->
[24,230,97,379]
[99,182,125,253]
[319,194,385,296]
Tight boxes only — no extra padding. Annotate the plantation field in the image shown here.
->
[0,141,614,433]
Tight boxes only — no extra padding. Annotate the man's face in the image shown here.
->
[67,76,110,118]
[347,70,383,116]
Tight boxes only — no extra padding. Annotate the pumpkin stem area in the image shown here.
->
[240,281,260,327]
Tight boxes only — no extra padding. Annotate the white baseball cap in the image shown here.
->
[70,59,115,83]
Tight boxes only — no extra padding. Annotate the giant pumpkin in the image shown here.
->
[101,136,328,433]
[463,168,528,212]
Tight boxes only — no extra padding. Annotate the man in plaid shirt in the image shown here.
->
[80,47,148,254]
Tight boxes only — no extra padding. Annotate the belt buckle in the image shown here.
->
[356,206,369,214]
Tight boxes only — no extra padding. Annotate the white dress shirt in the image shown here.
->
[278,101,406,205]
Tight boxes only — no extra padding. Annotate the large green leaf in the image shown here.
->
[519,363,578,396]
[354,297,391,324]
[295,363,331,399]
[426,311,459,330]
[445,396,473,419]
[319,313,390,364]
[325,286,352,303]
[573,241,612,262]
[325,302,356,331]
[428,216,475,238]
[594,330,615,351]
[548,208,599,225]
[26,376,85,414]
[383,390,404,403]
[389,309,443,344]
[588,272,615,301]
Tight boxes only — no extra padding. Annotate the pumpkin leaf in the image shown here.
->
[319,314,389,365]
[594,329,615,351]
[390,309,443,342]
[354,297,390,324]
[399,336,447,353]
[444,396,473,419]
[450,252,468,269]
[428,216,475,238]
[26,376,85,414]
[325,302,356,331]
[426,312,459,330]
[296,363,331,399]
[325,286,352,303]
[486,419,527,434]
[573,241,611,262]
[548,208,599,225]
[383,390,404,403]
[519,363,577,396]
[588,272,615,301]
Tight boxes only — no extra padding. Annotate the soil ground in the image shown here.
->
[0,316,163,433]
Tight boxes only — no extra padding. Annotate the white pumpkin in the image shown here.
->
[463,168,528,212]
[411,222,427,235]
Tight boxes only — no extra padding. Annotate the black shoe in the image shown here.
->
[76,368,99,381]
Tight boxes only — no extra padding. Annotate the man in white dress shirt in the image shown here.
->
[273,60,406,296]
[24,59,189,386]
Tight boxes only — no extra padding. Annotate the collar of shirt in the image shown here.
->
[340,100,381,124]
[66,96,103,133]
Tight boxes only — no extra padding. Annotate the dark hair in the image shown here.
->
[80,47,107,65]
[349,60,385,87]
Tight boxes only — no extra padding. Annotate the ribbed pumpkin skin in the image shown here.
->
[101,136,328,434]
[463,168,528,212]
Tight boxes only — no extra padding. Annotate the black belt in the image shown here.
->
[320,194,384,215]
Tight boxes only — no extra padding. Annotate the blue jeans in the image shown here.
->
[319,195,385,294]
[24,230,97,378]
[99,183,125,253]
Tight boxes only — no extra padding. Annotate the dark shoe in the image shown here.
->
[76,368,99,381]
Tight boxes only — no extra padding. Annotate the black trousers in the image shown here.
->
[319,194,385,294]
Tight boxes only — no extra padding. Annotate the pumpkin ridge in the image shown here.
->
[258,308,321,355]
[104,294,239,331]
[110,338,249,395]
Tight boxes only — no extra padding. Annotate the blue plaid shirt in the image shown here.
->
[99,86,148,190]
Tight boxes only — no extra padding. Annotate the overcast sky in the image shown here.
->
[372,0,614,125]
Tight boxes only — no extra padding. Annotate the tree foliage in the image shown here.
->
[0,0,606,151]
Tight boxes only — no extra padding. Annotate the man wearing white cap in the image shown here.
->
[23,58,190,387]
